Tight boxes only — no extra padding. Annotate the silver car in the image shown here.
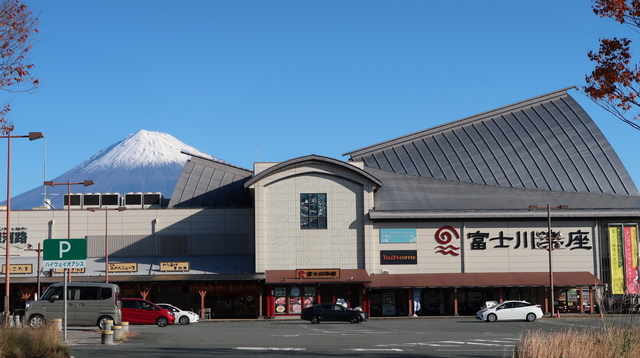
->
[475,300,543,322]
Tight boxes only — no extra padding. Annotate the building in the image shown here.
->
[2,88,639,319]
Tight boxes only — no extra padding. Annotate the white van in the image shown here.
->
[25,282,121,329]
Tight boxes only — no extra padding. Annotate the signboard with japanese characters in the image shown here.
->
[2,264,32,274]
[108,263,138,272]
[160,262,189,272]
[43,238,87,269]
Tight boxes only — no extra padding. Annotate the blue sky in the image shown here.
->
[0,1,638,202]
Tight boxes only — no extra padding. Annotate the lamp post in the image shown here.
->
[43,180,94,282]
[24,243,43,299]
[529,204,568,318]
[2,130,43,323]
[87,207,126,283]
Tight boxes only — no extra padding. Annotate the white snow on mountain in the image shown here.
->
[71,129,221,172]
[7,130,226,210]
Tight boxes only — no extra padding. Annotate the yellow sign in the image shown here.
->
[609,226,625,294]
[108,263,138,272]
[53,267,85,273]
[295,269,340,279]
[160,262,189,272]
[2,264,33,274]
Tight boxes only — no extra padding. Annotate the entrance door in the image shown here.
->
[382,292,396,316]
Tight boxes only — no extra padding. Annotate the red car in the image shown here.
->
[121,298,175,327]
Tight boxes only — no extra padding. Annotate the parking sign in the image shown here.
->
[43,238,87,269]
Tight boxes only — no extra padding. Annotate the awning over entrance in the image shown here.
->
[368,272,604,289]
[265,269,371,284]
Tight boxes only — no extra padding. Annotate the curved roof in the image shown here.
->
[244,154,382,188]
[344,88,638,196]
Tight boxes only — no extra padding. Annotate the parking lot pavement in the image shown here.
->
[63,327,119,346]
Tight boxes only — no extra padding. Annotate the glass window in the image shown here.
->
[301,193,327,229]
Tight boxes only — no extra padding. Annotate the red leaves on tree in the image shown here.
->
[0,0,39,93]
[584,1,640,129]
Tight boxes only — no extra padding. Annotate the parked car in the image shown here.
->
[475,300,543,322]
[25,282,121,330]
[156,303,199,325]
[121,298,175,327]
[301,303,368,324]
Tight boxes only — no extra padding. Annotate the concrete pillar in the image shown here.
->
[101,330,114,345]
[52,318,62,331]
[119,321,129,333]
[103,320,113,332]
[112,325,122,341]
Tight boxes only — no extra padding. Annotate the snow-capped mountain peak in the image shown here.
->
[7,129,225,209]
[75,129,221,171]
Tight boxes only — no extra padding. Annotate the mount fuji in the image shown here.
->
[7,130,224,210]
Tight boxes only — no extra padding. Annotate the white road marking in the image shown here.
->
[347,348,405,352]
[235,347,306,351]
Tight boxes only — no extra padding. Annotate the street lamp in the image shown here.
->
[2,130,43,323]
[87,207,126,283]
[43,180,94,282]
[529,204,568,318]
[24,243,43,299]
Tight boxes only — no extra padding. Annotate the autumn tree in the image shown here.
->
[0,0,39,131]
[584,0,640,129]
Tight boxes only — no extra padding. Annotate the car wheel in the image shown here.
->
[28,314,45,328]
[97,316,114,330]
[310,315,321,324]
[179,316,190,325]
[350,315,361,324]
[487,313,497,322]
[157,317,169,327]
[526,313,537,322]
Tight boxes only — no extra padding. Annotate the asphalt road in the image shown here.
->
[66,315,639,358]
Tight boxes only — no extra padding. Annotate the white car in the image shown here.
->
[475,300,543,322]
[156,303,200,325]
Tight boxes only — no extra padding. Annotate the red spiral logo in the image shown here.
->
[435,226,459,244]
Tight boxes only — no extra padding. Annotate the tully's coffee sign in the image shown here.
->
[381,250,418,265]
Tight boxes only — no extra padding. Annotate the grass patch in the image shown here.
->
[0,326,69,358]
[514,326,640,358]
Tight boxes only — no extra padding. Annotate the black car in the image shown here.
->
[301,303,368,324]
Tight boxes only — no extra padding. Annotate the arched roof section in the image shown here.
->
[244,154,382,189]
[343,88,638,196]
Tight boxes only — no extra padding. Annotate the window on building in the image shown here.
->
[300,193,327,229]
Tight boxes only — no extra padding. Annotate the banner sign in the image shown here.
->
[609,226,626,294]
[623,226,639,294]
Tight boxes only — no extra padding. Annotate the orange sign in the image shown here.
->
[295,269,340,279]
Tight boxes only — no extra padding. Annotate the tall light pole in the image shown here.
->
[529,204,568,318]
[87,207,126,283]
[2,130,43,323]
[44,180,94,282]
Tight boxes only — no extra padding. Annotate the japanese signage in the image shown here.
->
[380,229,417,243]
[109,263,138,272]
[381,250,417,265]
[43,239,87,269]
[609,226,625,294]
[623,226,639,294]
[53,268,85,273]
[160,262,190,272]
[2,264,32,274]
[295,269,340,279]
[0,227,28,247]
[609,224,638,294]
[466,230,592,251]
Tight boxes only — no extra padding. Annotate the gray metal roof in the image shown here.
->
[168,154,253,208]
[344,88,639,196]
[365,166,640,216]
